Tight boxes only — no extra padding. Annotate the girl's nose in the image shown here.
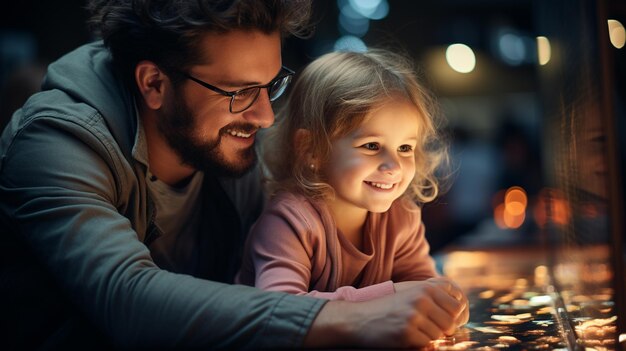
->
[378,152,401,175]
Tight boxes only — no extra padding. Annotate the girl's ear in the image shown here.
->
[135,60,168,110]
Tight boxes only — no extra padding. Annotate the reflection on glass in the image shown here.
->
[535,0,622,348]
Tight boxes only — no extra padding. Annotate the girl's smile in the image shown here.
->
[322,96,421,223]
[364,181,396,191]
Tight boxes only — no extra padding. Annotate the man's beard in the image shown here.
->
[156,89,258,178]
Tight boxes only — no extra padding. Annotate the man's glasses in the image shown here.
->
[180,66,294,113]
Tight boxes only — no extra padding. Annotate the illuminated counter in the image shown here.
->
[428,247,619,350]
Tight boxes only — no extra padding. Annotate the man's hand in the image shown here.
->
[303,278,469,348]
[395,277,470,330]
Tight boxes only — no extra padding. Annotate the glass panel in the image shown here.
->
[535,0,625,348]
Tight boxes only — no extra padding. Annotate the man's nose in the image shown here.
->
[243,88,275,129]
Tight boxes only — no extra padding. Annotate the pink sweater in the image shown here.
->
[235,192,437,301]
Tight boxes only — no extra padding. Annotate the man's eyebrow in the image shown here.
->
[214,79,262,89]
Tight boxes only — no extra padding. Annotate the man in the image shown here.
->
[0,0,468,348]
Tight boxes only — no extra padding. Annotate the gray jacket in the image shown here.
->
[0,41,324,349]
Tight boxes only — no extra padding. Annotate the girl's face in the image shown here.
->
[322,97,420,217]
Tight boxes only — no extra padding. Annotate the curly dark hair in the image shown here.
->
[87,0,312,85]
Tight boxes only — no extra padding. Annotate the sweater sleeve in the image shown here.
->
[242,195,396,302]
[390,199,439,281]
[304,280,395,301]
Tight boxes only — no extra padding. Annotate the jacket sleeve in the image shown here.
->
[242,198,396,302]
[0,112,325,349]
[390,200,439,281]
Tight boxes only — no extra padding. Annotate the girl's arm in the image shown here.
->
[301,281,394,301]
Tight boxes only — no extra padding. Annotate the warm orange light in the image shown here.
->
[494,202,525,229]
[503,207,525,229]
[505,187,527,214]
[492,186,528,229]
[505,202,525,216]
[479,290,495,299]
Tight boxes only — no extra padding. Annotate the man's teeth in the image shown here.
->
[227,129,252,138]
[367,181,393,189]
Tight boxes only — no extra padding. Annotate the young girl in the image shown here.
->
[236,49,451,302]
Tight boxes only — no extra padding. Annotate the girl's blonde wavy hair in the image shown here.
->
[261,49,449,205]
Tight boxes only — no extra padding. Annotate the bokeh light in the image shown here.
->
[348,0,389,20]
[334,35,367,52]
[499,33,526,65]
[536,36,551,65]
[494,186,528,229]
[445,43,476,73]
[608,19,625,49]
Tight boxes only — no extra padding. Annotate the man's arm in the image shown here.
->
[0,112,325,348]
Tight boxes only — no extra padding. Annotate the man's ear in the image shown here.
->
[135,60,167,110]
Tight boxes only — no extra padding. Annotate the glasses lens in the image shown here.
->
[229,71,293,113]
[231,87,261,113]
[269,75,292,102]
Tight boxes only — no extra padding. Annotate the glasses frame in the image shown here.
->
[180,66,295,113]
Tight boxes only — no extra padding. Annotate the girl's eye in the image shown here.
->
[361,142,379,151]
[398,144,414,153]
